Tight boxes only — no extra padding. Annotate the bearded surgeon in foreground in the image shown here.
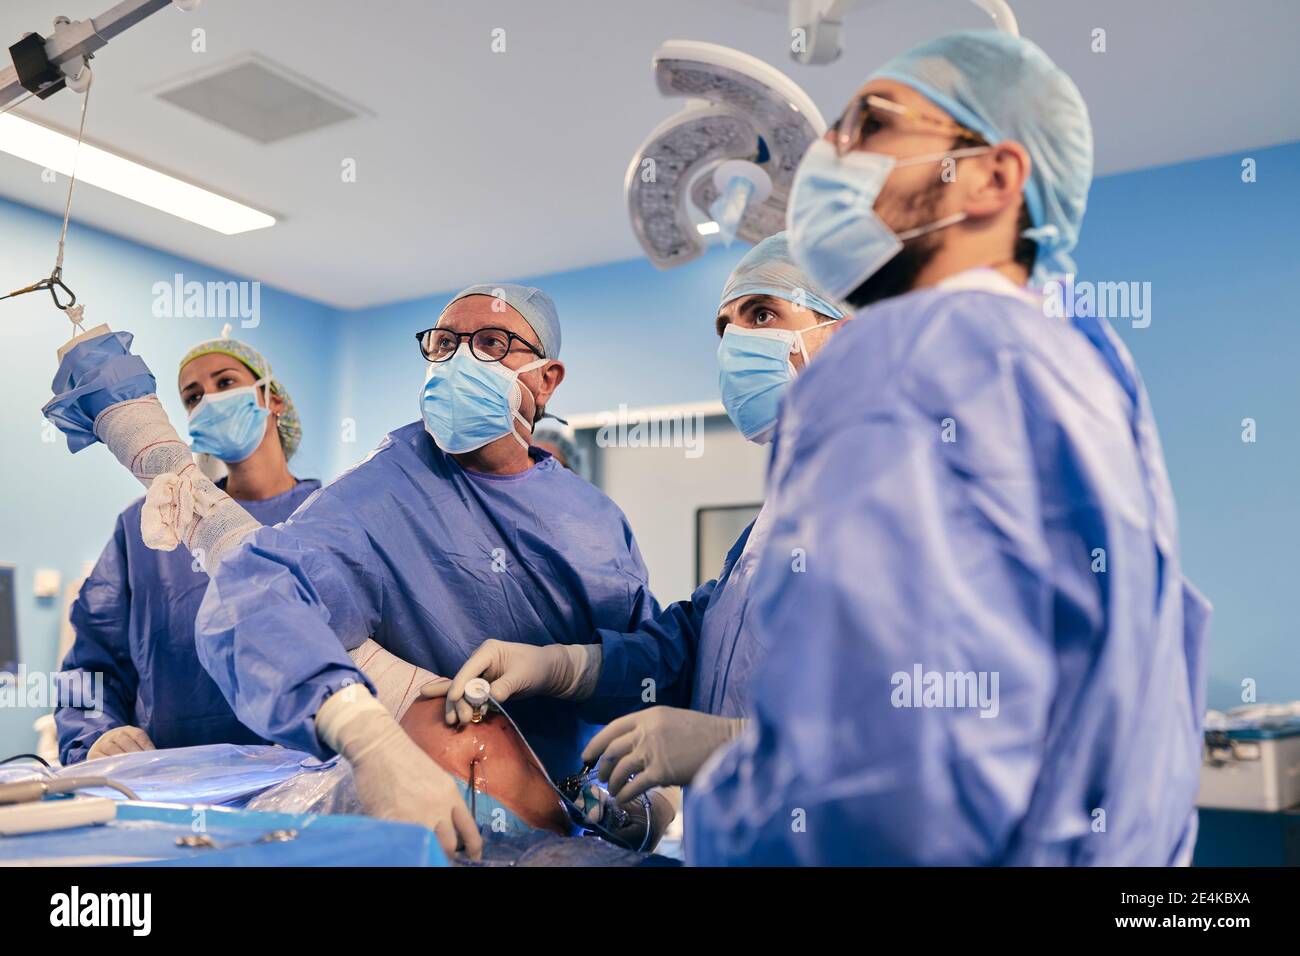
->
[686,31,1212,866]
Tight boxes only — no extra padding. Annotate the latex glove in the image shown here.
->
[601,788,678,853]
[316,686,482,861]
[87,725,155,760]
[582,706,745,802]
[420,639,601,726]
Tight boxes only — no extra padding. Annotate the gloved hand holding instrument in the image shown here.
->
[582,706,746,802]
[421,638,601,726]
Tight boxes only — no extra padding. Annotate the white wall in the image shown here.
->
[582,413,768,603]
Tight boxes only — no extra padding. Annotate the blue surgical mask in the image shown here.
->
[786,138,987,300]
[187,382,271,463]
[421,346,548,454]
[717,321,835,444]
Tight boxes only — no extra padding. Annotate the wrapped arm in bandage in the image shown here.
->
[43,325,261,569]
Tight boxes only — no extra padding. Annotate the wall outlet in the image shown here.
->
[33,569,62,599]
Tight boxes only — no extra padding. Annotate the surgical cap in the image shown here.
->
[720,232,846,320]
[441,283,562,359]
[178,325,302,459]
[869,30,1093,284]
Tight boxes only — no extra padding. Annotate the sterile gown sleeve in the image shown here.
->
[194,501,379,760]
[56,516,140,764]
[585,582,716,723]
[585,523,754,723]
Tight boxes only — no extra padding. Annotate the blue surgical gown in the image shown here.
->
[686,275,1211,866]
[589,505,775,721]
[195,421,658,778]
[56,478,321,764]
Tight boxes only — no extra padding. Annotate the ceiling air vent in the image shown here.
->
[154,54,366,144]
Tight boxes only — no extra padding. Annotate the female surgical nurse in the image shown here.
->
[430,234,846,803]
[55,329,320,763]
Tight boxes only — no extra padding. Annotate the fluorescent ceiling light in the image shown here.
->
[0,114,276,235]
[696,221,720,236]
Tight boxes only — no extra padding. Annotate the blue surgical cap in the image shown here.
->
[720,232,845,320]
[869,30,1093,285]
[441,283,562,358]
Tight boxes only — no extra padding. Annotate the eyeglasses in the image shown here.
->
[416,326,546,364]
[831,94,986,156]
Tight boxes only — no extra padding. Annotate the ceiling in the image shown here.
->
[2,0,1297,309]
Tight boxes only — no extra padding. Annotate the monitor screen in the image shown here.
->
[0,565,16,674]
[695,504,762,588]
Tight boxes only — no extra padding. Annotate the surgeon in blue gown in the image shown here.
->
[194,284,656,859]
[686,31,1211,866]
[431,236,846,804]
[57,331,319,763]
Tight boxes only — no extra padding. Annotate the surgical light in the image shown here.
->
[625,40,825,269]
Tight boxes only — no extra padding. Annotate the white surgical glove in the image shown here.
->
[596,787,678,853]
[582,706,745,802]
[316,686,482,861]
[420,639,601,726]
[87,725,155,760]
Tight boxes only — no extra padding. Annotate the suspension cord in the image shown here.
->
[55,65,93,277]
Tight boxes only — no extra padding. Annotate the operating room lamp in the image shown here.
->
[624,0,1020,268]
[625,40,827,270]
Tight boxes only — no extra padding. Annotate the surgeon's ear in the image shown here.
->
[266,386,286,417]
[962,140,1031,221]
[532,360,565,409]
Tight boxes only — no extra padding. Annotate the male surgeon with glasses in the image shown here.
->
[193,283,660,861]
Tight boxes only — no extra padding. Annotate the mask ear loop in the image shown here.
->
[889,145,990,244]
[893,144,992,168]
[791,318,839,366]
[508,358,550,450]
[231,325,275,414]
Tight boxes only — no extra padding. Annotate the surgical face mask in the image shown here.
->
[187,382,271,463]
[717,320,835,444]
[787,138,989,301]
[421,346,548,454]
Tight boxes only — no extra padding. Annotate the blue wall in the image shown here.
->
[1,139,1297,755]
[1078,143,1300,712]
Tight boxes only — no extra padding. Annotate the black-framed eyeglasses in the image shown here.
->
[831,94,987,156]
[416,326,546,364]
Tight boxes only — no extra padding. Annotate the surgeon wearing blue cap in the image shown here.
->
[194,284,659,861]
[687,31,1211,866]
[430,235,847,805]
